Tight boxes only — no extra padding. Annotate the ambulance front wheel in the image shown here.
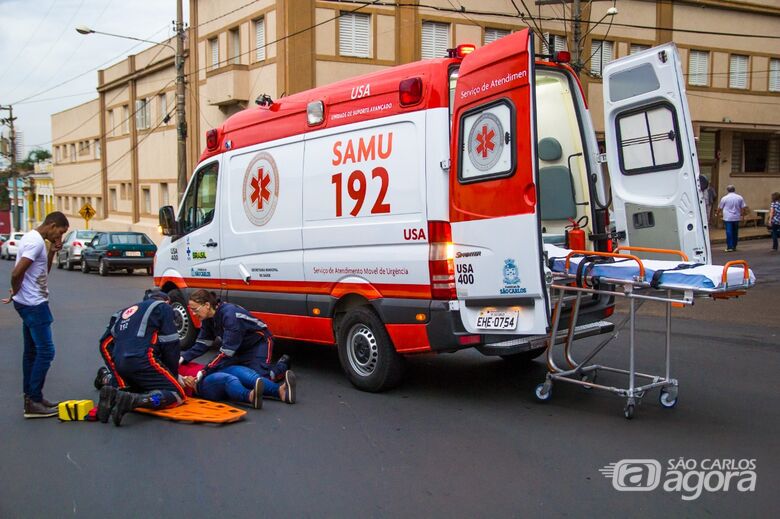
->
[337,307,405,393]
[169,289,198,350]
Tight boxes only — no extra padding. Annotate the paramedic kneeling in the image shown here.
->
[182,289,295,404]
[97,288,185,426]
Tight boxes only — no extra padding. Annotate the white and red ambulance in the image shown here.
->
[156,30,709,391]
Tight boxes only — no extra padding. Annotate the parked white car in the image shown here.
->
[56,229,98,270]
[0,232,25,260]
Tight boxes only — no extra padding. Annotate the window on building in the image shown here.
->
[120,183,127,200]
[770,58,780,92]
[421,21,449,59]
[229,28,240,65]
[688,50,709,86]
[732,133,780,174]
[65,197,70,210]
[95,139,101,159]
[159,93,168,123]
[108,109,115,136]
[79,141,90,155]
[136,98,151,130]
[69,143,76,159]
[339,12,370,58]
[484,28,510,45]
[209,38,219,69]
[729,54,749,89]
[122,105,129,134]
[55,146,61,162]
[541,33,567,53]
[160,183,170,207]
[630,44,650,55]
[110,189,117,211]
[590,40,614,77]
[142,188,151,214]
[254,18,265,61]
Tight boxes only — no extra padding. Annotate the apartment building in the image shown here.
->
[53,0,780,238]
[51,98,103,222]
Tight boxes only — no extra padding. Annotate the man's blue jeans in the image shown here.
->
[13,301,55,402]
[198,365,279,403]
[724,220,740,250]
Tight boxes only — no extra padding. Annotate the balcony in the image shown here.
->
[205,64,249,107]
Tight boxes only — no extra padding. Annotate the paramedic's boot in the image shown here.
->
[112,390,178,426]
[94,366,111,390]
[271,354,292,382]
[97,385,118,423]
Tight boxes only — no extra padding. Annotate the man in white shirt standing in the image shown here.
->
[2,212,69,418]
[717,185,747,252]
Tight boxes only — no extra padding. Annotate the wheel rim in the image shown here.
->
[346,323,378,377]
[171,302,191,340]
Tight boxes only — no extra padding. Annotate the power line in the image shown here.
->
[10,24,170,105]
[0,0,58,78]
[3,0,88,101]
[16,91,98,105]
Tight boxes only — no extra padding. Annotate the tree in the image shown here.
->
[19,148,51,171]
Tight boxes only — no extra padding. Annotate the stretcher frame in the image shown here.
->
[535,247,752,419]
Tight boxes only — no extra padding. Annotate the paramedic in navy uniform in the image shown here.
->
[183,289,295,403]
[96,288,186,426]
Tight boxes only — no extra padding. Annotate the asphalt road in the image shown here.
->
[0,241,778,518]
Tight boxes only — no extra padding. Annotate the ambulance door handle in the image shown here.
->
[206,239,218,247]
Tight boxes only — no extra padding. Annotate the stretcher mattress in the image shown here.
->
[544,245,755,290]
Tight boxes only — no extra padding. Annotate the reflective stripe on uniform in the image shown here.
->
[158,333,179,343]
[197,339,214,346]
[235,312,267,328]
[137,300,164,338]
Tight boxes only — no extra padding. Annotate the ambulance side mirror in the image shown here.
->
[159,206,178,237]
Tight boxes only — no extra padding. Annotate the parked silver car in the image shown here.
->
[56,229,98,270]
[0,232,25,260]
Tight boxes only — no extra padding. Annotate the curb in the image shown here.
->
[709,232,770,245]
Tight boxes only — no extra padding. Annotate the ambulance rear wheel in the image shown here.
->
[169,289,198,350]
[337,307,404,392]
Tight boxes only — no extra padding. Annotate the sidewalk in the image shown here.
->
[708,224,770,245]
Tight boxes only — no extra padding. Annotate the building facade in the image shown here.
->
[52,0,780,239]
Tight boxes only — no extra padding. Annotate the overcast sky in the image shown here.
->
[0,0,189,158]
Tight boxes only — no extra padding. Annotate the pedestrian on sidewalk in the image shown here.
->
[769,192,780,252]
[717,185,747,252]
[2,212,69,418]
[699,176,716,223]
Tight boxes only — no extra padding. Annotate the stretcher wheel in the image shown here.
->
[623,403,635,420]
[659,390,678,409]
[534,383,552,402]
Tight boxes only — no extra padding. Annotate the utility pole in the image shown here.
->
[175,0,188,201]
[0,105,18,231]
[572,0,582,74]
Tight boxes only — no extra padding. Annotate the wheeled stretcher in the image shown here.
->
[535,245,755,419]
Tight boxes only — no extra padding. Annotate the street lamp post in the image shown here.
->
[76,0,187,207]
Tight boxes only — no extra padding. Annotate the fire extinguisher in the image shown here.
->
[565,215,589,250]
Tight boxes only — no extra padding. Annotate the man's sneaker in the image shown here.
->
[281,370,296,404]
[252,378,264,410]
[23,399,58,419]
[94,367,111,390]
[111,391,138,427]
[97,386,118,423]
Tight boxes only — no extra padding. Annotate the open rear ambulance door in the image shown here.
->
[602,43,710,263]
[449,29,548,336]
